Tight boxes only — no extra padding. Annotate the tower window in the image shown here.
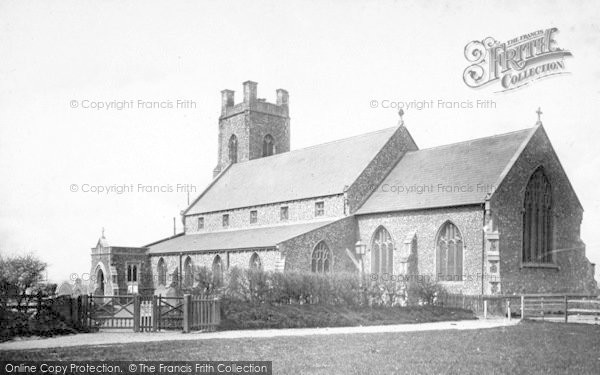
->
[222,214,229,228]
[522,167,553,264]
[280,206,289,221]
[263,134,274,157]
[315,201,324,217]
[228,135,238,163]
[250,210,258,224]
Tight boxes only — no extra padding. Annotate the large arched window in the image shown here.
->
[157,258,167,286]
[183,256,193,288]
[371,226,394,275]
[263,134,274,157]
[95,268,105,296]
[249,252,262,271]
[311,241,331,273]
[436,222,463,281]
[212,255,223,286]
[522,167,553,263]
[228,134,238,163]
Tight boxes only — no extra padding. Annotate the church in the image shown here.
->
[90,81,597,298]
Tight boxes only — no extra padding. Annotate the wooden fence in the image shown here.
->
[3,293,220,333]
[436,294,521,317]
[93,294,221,332]
[4,294,90,329]
[520,294,600,323]
[183,295,221,333]
[438,293,600,323]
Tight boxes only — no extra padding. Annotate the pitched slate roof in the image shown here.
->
[147,220,336,254]
[355,127,537,215]
[185,126,399,214]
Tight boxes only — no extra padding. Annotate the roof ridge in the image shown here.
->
[230,125,399,168]
[411,126,536,153]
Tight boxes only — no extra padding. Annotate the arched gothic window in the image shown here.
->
[311,241,331,273]
[249,252,262,271]
[157,258,167,286]
[263,134,274,157]
[212,255,223,286]
[228,135,238,163]
[95,268,105,296]
[436,222,463,281]
[371,227,394,275]
[183,256,193,288]
[522,167,553,263]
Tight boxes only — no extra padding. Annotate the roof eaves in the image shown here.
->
[182,163,233,216]
[149,245,278,256]
[143,232,185,247]
[277,217,350,245]
[355,202,483,216]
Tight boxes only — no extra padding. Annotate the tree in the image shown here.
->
[0,254,47,308]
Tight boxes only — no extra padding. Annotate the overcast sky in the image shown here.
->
[1,0,599,284]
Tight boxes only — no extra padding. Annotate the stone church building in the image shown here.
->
[90,81,597,297]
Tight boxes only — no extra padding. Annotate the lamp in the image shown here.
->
[355,240,367,256]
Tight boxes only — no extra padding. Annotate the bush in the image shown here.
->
[218,300,475,330]
[408,277,447,305]
[187,269,452,308]
[0,305,79,342]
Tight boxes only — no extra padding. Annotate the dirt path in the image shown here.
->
[0,318,519,351]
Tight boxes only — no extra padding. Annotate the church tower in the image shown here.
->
[213,81,290,177]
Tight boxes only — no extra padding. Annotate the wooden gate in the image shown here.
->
[88,295,136,329]
[157,296,184,330]
[87,294,219,332]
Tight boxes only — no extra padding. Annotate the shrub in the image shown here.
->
[218,300,475,330]
[0,302,82,342]
[408,277,447,305]
[187,268,447,309]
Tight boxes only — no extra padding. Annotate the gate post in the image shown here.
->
[214,297,221,328]
[521,295,525,319]
[81,294,88,328]
[564,295,568,323]
[152,296,158,332]
[183,294,191,333]
[483,300,488,319]
[72,296,78,328]
[133,295,140,332]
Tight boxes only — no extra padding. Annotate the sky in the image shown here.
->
[1,0,599,284]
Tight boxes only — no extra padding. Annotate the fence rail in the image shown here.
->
[436,294,521,317]
[185,296,220,332]
[437,293,600,323]
[521,295,600,323]
[3,293,220,333]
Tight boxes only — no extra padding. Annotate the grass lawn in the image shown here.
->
[3,321,600,374]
